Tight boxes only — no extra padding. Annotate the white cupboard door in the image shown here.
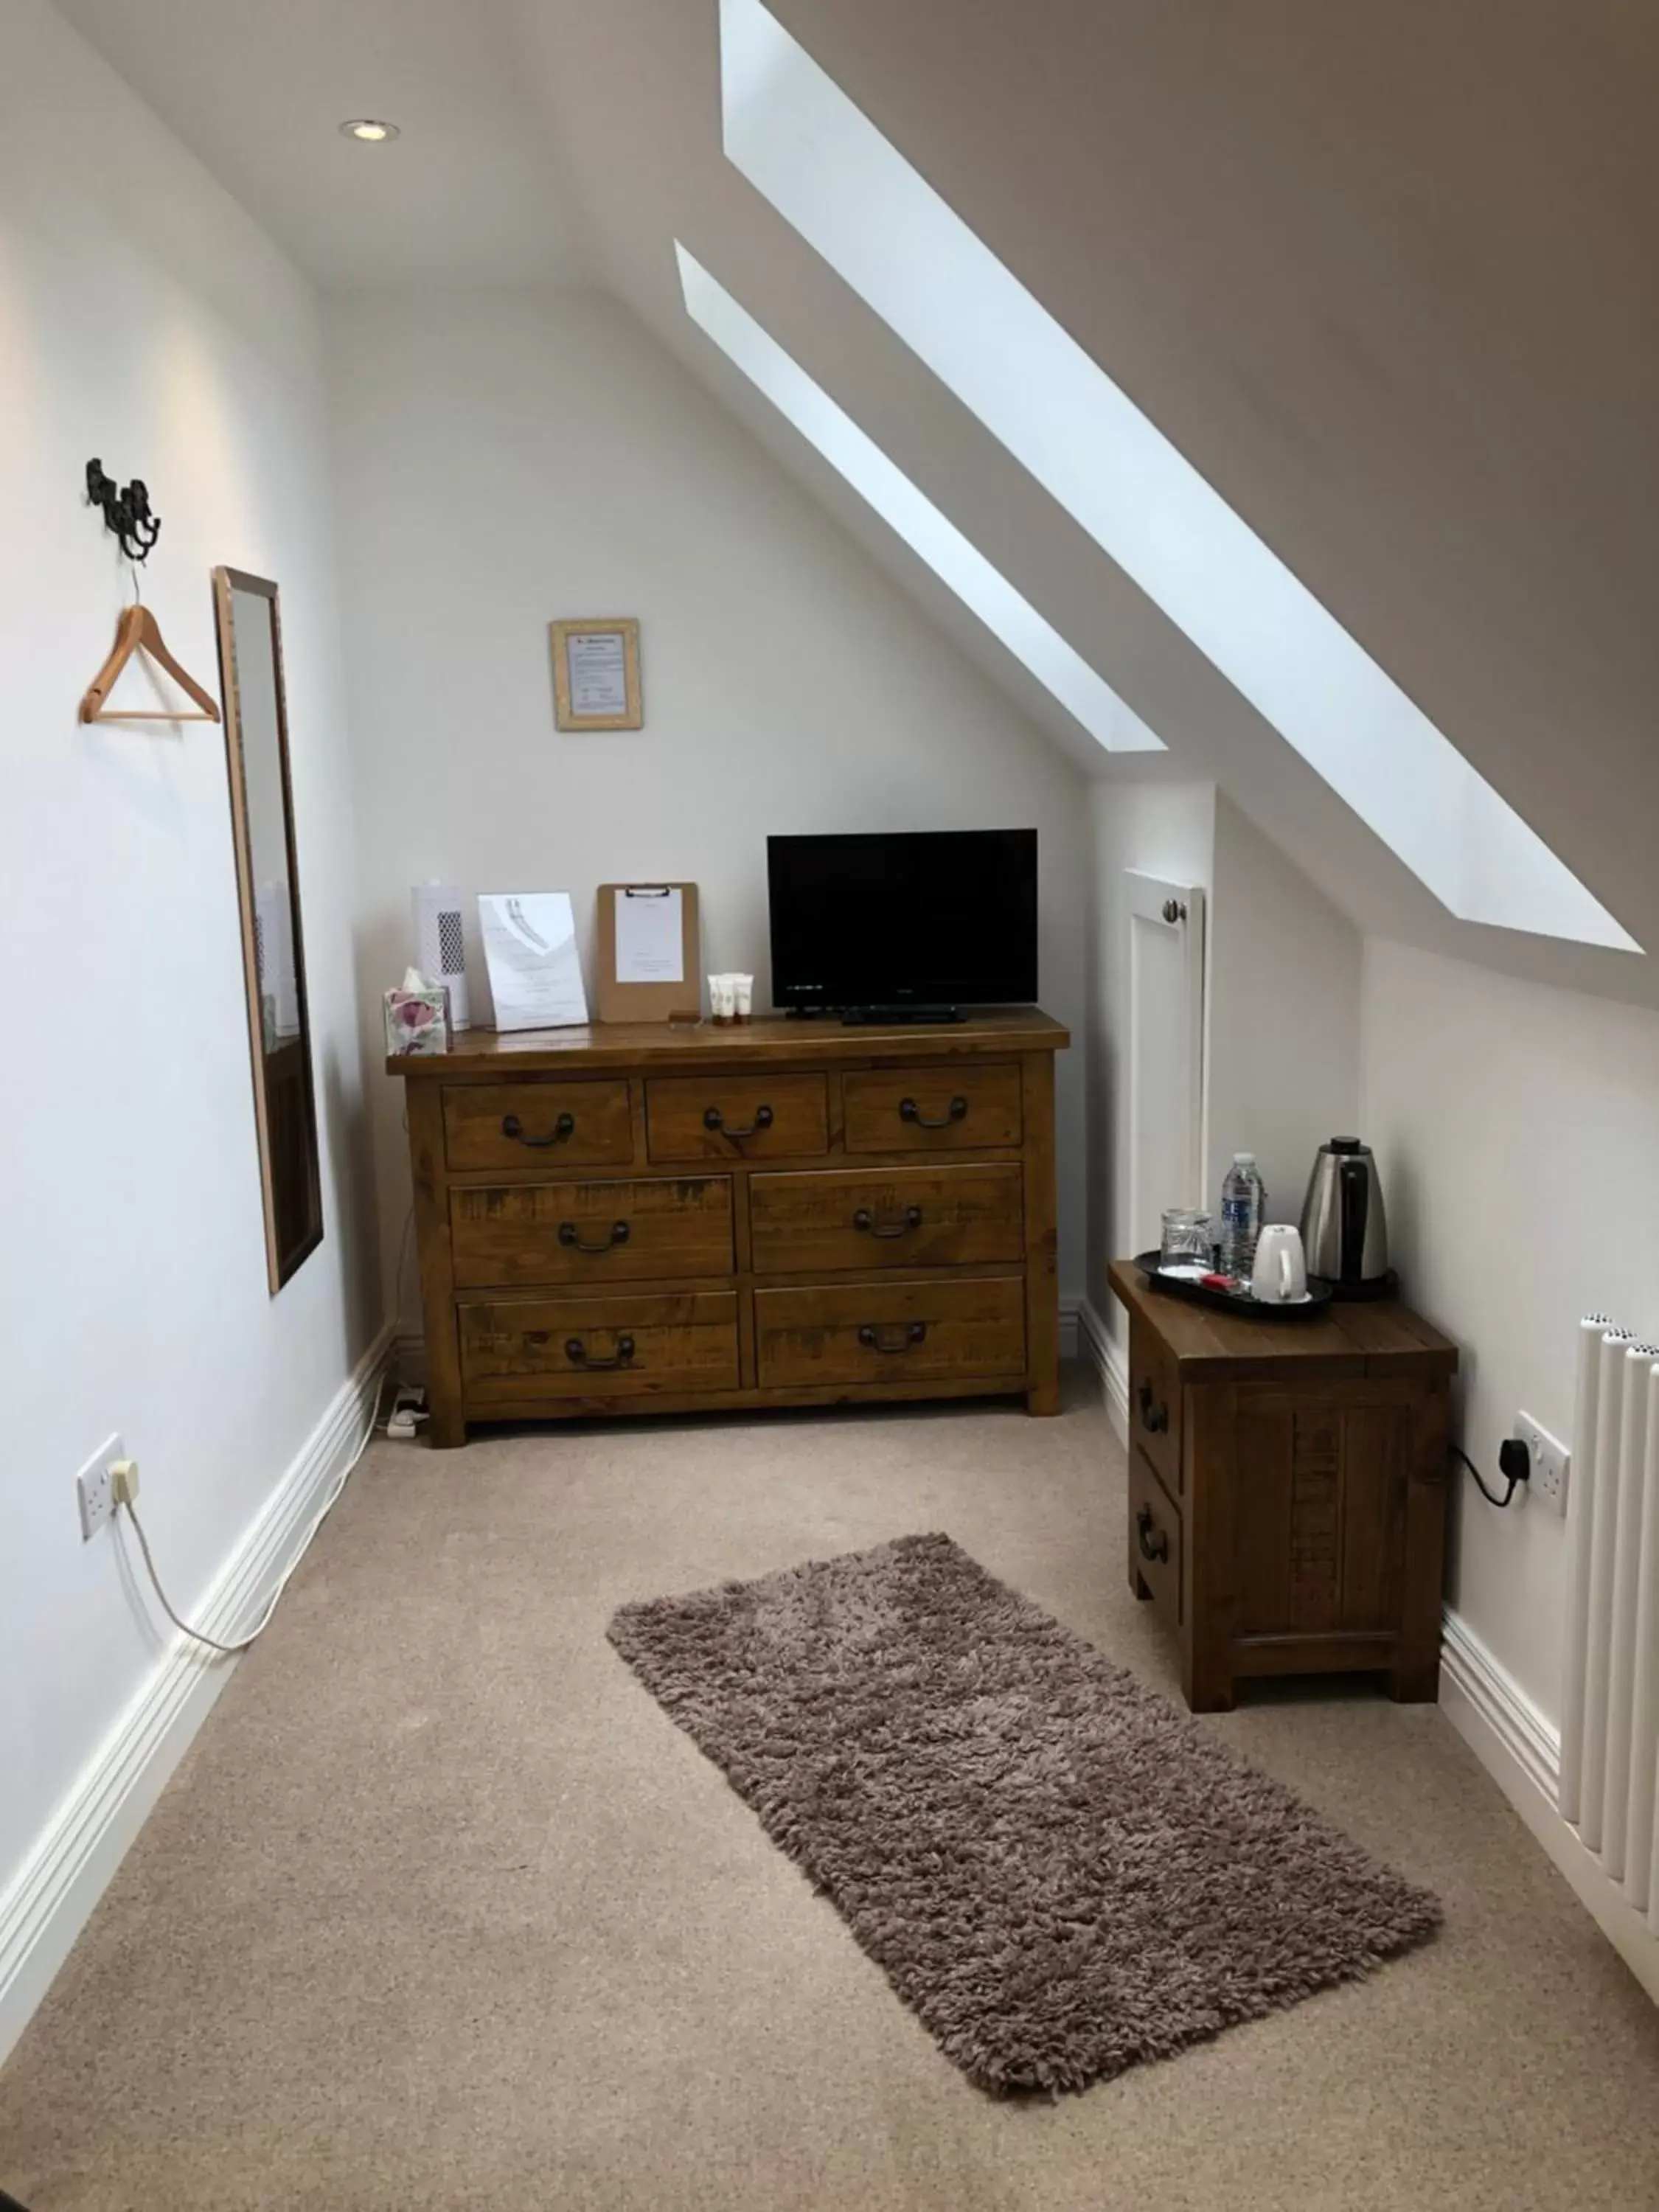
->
[1124,871,1206,1259]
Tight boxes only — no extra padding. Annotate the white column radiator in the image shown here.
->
[1559,1316,1659,1929]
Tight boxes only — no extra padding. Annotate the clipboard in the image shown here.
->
[595,883,702,1023]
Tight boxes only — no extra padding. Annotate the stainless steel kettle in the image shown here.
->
[1299,1138,1392,1298]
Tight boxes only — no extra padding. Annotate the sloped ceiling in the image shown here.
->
[56,0,1659,1003]
[535,0,1659,1005]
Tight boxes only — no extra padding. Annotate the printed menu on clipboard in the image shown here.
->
[595,883,701,1023]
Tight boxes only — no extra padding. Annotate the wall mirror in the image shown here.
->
[212,567,322,1292]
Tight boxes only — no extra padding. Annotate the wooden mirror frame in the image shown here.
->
[212,567,323,1293]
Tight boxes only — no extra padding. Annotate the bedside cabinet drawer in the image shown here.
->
[1130,1450,1183,1634]
[459,1291,740,1399]
[450,1177,734,1288]
[750,1165,1023,1273]
[1128,1317,1183,1495]
[647,1074,829,1161]
[443,1081,633,1172]
[756,1276,1026,1388]
[841,1062,1022,1152]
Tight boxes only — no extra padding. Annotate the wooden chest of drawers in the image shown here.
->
[1107,1259,1458,1711]
[392,1012,1068,1445]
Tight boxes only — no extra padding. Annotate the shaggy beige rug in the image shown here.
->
[608,1532,1441,2096]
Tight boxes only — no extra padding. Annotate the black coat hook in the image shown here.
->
[86,458,161,563]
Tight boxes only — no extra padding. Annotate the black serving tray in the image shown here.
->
[1132,1252,1335,1322]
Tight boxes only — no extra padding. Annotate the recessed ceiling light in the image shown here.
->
[339,119,398,143]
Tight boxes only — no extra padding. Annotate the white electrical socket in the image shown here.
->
[1517,1411,1571,1515]
[76,1433,126,1541]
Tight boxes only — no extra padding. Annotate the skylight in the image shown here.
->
[719,0,1638,953]
[675,247,1161,756]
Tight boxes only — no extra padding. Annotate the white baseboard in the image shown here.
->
[1439,1604,1658,2008]
[1439,1606,1560,1802]
[0,1326,393,2066]
[1076,1296,1128,1441]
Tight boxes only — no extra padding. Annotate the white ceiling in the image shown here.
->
[52,0,1659,1004]
[52,0,590,286]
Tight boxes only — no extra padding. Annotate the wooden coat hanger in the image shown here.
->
[79,600,221,724]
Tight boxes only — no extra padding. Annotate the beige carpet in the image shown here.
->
[4,1375,1657,2211]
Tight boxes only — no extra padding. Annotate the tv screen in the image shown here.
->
[768,830,1038,1013]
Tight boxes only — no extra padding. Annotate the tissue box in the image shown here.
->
[384,975,450,1056]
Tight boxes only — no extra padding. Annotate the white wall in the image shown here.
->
[1206,794,1362,1226]
[0,0,378,2029]
[326,288,1091,1318]
[1360,936,1659,1722]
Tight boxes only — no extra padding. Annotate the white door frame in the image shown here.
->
[1124,869,1207,1258]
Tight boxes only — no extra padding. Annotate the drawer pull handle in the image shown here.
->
[501,1110,576,1148]
[899,1095,968,1129]
[853,1204,924,1239]
[703,1103,775,1138]
[1137,1380,1169,1433]
[564,1334,636,1370]
[1135,1506,1170,1563]
[557,1220,630,1254]
[858,1321,927,1354]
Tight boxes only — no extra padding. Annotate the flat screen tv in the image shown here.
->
[767,829,1038,1020]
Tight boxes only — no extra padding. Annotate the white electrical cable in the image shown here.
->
[115,1373,389,1659]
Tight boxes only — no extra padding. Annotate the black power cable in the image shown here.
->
[1453,1438,1531,1509]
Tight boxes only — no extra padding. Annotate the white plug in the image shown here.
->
[386,1386,428,1442]
[109,1458,141,1509]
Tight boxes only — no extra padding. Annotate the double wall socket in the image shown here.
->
[1517,1411,1571,1514]
[76,1433,126,1541]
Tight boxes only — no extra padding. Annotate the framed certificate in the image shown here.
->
[550,616,643,731]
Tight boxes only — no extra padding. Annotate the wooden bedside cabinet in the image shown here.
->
[1107,1259,1458,1712]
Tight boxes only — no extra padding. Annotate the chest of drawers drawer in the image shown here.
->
[755,1275,1026,1388]
[443,1080,633,1172]
[748,1164,1024,1274]
[449,1177,734,1288]
[459,1290,740,1399]
[1128,1448,1183,1637]
[1127,1317,1184,1495]
[646,1073,828,1161]
[841,1062,1023,1152]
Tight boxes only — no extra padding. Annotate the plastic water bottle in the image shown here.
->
[1220,1152,1265,1279]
